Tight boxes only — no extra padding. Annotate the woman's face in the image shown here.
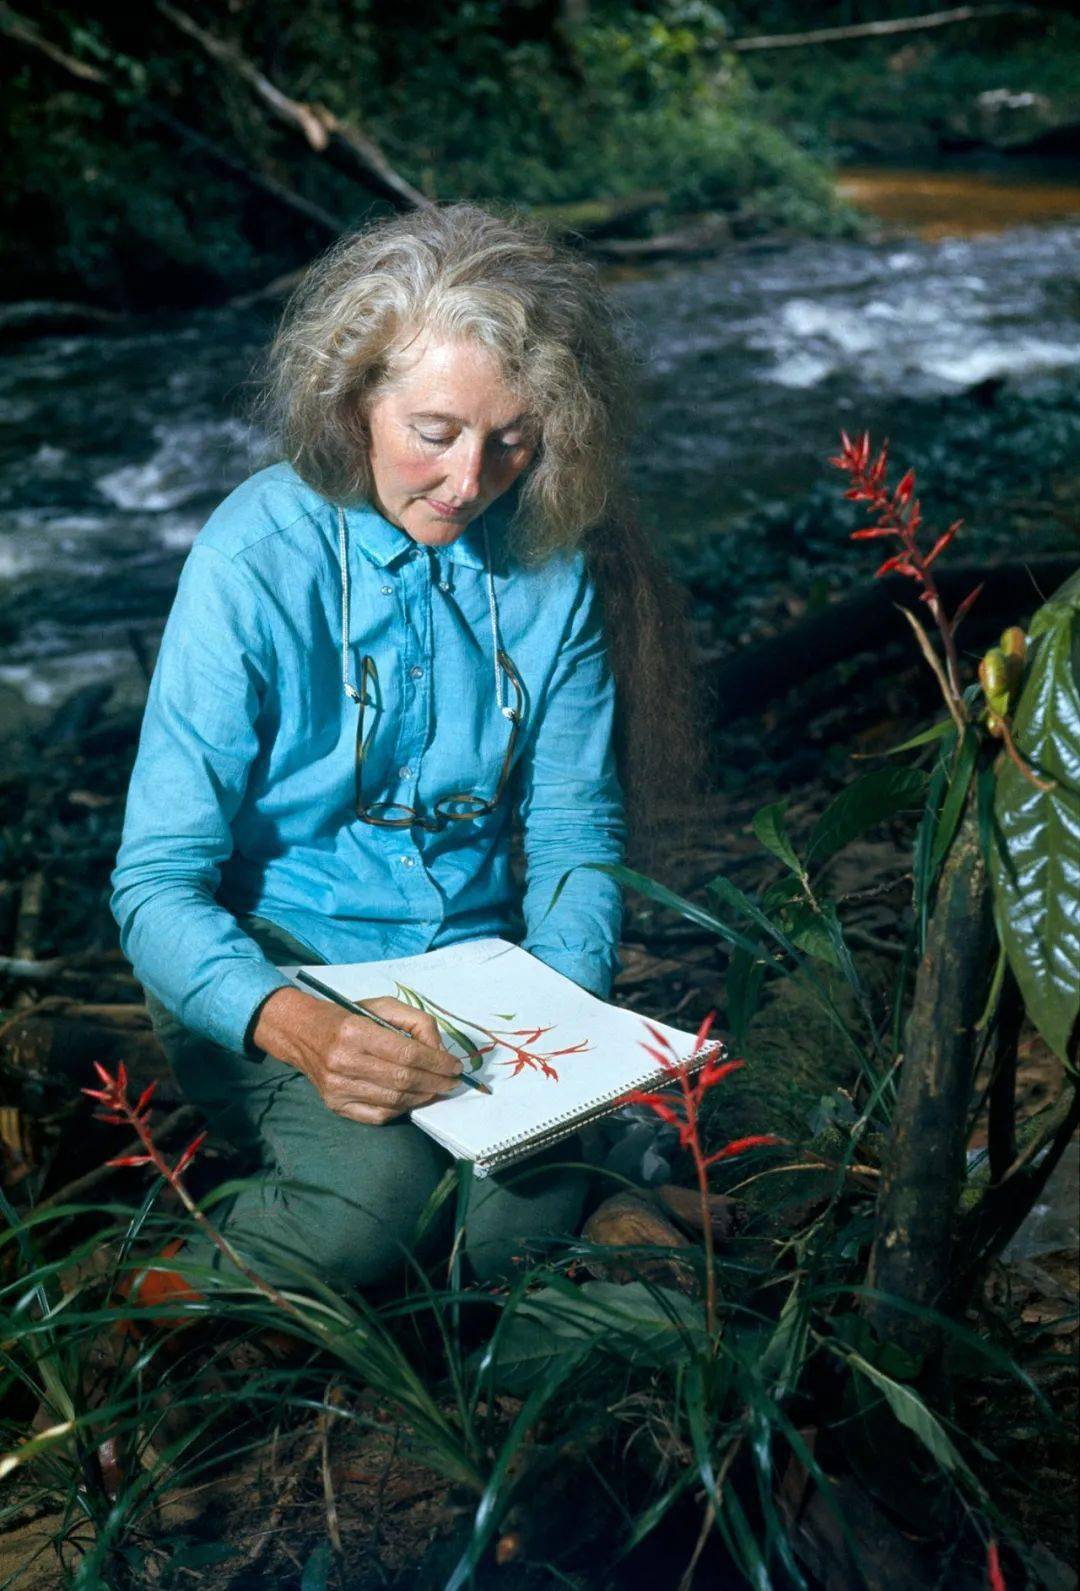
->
[365,333,536,547]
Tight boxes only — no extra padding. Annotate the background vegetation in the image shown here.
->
[4,1,1078,309]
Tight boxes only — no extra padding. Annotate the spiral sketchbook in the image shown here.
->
[281,937,715,1177]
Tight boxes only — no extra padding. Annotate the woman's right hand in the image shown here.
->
[251,987,463,1124]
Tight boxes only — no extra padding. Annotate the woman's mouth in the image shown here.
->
[425,498,469,519]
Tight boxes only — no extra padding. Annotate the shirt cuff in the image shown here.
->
[521,941,621,1000]
[206,959,296,1056]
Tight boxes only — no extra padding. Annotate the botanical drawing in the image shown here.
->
[394,982,591,1081]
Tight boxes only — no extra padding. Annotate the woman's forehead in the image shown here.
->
[385,332,525,422]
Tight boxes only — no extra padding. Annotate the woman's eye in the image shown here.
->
[418,432,452,446]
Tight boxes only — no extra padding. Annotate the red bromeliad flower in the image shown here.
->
[987,1541,1006,1591]
[624,1012,778,1169]
[82,1061,206,1179]
[830,430,981,730]
[622,1012,782,1334]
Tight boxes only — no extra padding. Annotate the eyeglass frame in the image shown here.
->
[352,649,525,831]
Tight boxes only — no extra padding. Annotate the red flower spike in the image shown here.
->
[952,582,984,632]
[699,1057,745,1089]
[692,1010,717,1053]
[107,1154,153,1169]
[642,1020,679,1055]
[893,468,916,504]
[134,1082,158,1117]
[92,1062,113,1087]
[172,1131,207,1177]
[703,1134,782,1168]
[987,1541,1006,1591]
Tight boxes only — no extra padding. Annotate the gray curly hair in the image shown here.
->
[258,203,631,560]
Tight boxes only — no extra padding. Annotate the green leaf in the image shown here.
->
[868,718,953,757]
[489,1281,707,1391]
[990,576,1080,1062]
[724,946,766,1049]
[782,901,842,969]
[806,768,926,869]
[752,800,803,877]
[930,727,980,873]
[844,1351,980,1490]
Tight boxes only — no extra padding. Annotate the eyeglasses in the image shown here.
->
[353,650,524,831]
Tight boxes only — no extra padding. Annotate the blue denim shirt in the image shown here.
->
[111,463,625,1055]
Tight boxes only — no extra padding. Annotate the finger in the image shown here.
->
[332,1091,444,1127]
[328,1078,448,1112]
[360,998,454,1061]
[345,1014,462,1081]
[352,1055,462,1099]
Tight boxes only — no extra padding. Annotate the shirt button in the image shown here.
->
[398,765,413,780]
[439,580,452,593]
[380,584,393,596]
[400,855,416,868]
[409,665,424,680]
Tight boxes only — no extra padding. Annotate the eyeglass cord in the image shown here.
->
[337,506,515,719]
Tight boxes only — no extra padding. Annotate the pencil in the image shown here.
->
[294,969,493,1095]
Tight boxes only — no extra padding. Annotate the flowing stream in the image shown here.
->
[1,172,1077,725]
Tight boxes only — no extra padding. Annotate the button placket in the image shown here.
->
[394,554,432,855]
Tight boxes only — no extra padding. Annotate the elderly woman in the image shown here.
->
[112,204,695,1295]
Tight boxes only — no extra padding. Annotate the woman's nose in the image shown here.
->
[446,438,485,502]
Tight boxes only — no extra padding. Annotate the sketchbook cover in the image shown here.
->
[281,937,707,1175]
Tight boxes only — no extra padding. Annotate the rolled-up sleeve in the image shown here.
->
[516,557,626,997]
[110,544,292,1053]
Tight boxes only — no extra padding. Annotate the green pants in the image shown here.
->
[145,917,588,1292]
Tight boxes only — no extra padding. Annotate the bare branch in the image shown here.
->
[730,5,1041,53]
[156,1,429,210]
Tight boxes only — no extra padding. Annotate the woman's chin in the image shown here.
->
[403,506,475,546]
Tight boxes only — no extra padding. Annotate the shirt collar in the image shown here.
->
[344,488,517,573]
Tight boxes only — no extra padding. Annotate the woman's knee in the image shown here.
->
[463,1155,589,1286]
[261,1116,454,1290]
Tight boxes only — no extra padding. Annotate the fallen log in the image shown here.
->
[702,553,1077,724]
[0,998,178,1112]
[157,1,428,210]
[729,4,1041,53]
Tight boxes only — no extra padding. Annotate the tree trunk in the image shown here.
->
[864,798,996,1361]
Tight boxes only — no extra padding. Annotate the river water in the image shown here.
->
[0,174,1077,725]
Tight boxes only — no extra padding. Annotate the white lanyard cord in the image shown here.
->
[337,506,510,715]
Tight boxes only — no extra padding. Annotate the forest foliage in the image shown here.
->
[5,0,1077,308]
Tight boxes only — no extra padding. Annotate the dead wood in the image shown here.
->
[35,1104,200,1211]
[864,798,997,1360]
[0,998,177,1110]
[0,5,346,238]
[729,4,1040,53]
[702,553,1077,724]
[986,965,1024,1184]
[589,216,732,260]
[157,1,429,210]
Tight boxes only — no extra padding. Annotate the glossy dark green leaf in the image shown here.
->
[806,768,926,869]
[990,572,1080,1063]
